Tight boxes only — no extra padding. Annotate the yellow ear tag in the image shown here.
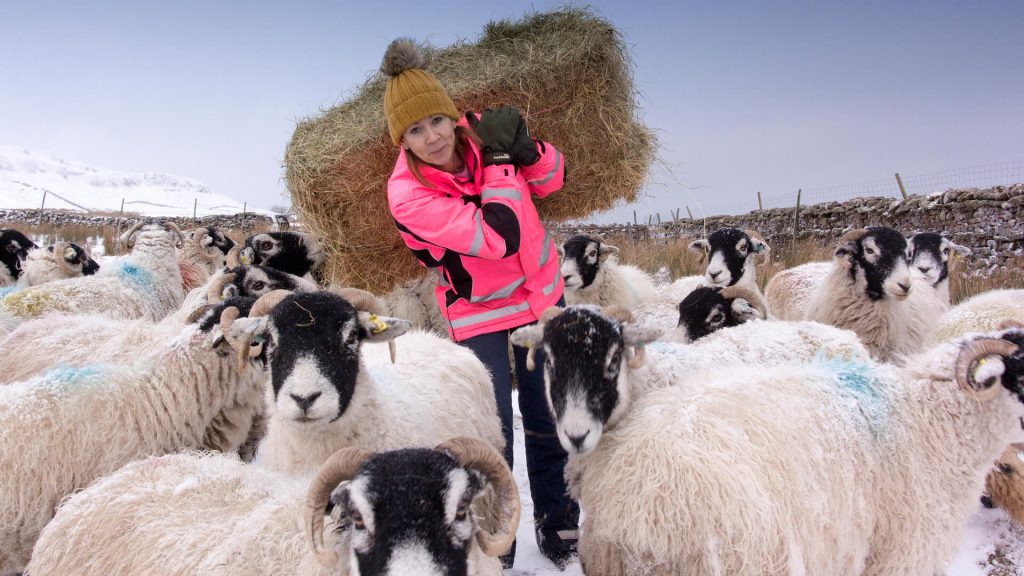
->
[240,253,251,266]
[368,314,388,334]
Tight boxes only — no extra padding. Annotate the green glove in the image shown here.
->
[466,107,521,166]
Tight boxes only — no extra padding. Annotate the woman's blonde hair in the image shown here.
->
[405,125,482,187]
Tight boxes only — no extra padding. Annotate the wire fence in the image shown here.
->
[697,160,1024,217]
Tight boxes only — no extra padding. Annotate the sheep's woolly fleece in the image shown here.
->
[26,452,342,575]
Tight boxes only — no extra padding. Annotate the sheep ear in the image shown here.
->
[731,298,764,322]
[688,239,709,255]
[599,243,619,261]
[357,312,411,343]
[622,324,662,347]
[63,246,78,262]
[510,324,544,349]
[751,238,769,255]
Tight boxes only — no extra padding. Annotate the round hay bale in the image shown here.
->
[285,7,656,292]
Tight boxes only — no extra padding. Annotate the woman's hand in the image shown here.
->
[466,107,520,166]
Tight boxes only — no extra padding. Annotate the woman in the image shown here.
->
[380,38,578,569]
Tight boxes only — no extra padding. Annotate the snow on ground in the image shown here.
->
[0,145,271,217]
[508,391,1024,576]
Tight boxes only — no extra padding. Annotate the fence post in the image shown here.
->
[686,206,693,219]
[633,210,637,226]
[37,191,47,225]
[656,213,661,225]
[793,189,802,236]
[241,202,247,234]
[757,191,763,211]
[647,214,653,227]
[894,173,908,200]
[193,198,198,220]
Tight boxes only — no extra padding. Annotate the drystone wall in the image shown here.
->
[0,209,272,231]
[552,184,1024,270]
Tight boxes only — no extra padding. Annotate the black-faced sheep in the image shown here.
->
[559,235,657,308]
[805,226,915,362]
[0,221,185,323]
[676,285,767,342]
[512,306,1024,575]
[26,437,518,576]
[18,240,99,287]
[0,228,36,286]
[241,230,324,279]
[687,227,770,291]
[223,290,504,476]
[904,232,971,352]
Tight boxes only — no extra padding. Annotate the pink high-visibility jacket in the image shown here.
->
[387,115,565,342]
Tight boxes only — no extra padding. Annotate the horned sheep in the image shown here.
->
[512,306,1024,575]
[27,437,518,576]
[0,229,35,286]
[0,312,268,574]
[224,289,505,476]
[804,226,916,362]
[241,230,324,280]
[0,221,185,324]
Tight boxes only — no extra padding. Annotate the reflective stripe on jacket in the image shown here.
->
[387,115,564,341]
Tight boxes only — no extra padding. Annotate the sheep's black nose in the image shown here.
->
[567,431,589,450]
[897,282,911,293]
[290,392,322,414]
[708,271,721,280]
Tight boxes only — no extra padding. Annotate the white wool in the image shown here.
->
[256,329,503,476]
[573,336,1024,575]
[805,263,914,363]
[565,259,658,309]
[764,261,831,322]
[903,272,952,354]
[0,225,184,327]
[17,246,84,287]
[927,289,1024,346]
[0,324,267,574]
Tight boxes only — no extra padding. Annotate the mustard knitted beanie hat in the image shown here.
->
[380,38,460,145]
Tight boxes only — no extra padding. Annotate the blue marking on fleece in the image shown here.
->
[42,364,107,388]
[115,262,155,292]
[0,285,20,298]
[813,353,891,437]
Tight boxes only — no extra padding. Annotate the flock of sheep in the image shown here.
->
[0,220,1021,575]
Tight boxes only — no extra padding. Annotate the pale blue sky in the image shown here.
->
[2,1,1022,221]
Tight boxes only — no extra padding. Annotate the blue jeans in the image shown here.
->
[459,314,577,523]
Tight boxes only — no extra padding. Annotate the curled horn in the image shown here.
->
[163,221,184,248]
[603,305,634,325]
[839,228,867,243]
[225,244,243,267]
[997,320,1024,332]
[219,306,261,371]
[954,338,1021,401]
[206,272,237,304]
[304,447,374,566]
[192,227,215,257]
[53,241,78,277]
[119,221,145,249]
[186,304,216,325]
[719,285,768,319]
[249,289,292,317]
[526,307,565,370]
[603,306,648,369]
[333,287,398,363]
[439,437,521,557]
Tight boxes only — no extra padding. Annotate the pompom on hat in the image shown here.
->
[380,38,460,145]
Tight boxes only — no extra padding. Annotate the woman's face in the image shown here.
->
[402,115,460,172]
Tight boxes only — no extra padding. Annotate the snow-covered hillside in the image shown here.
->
[0,146,271,217]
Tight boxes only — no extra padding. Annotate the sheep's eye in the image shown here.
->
[351,510,365,529]
[251,281,266,291]
[455,505,468,521]
[942,248,950,255]
[864,248,875,256]
[260,241,273,251]
[710,312,725,324]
